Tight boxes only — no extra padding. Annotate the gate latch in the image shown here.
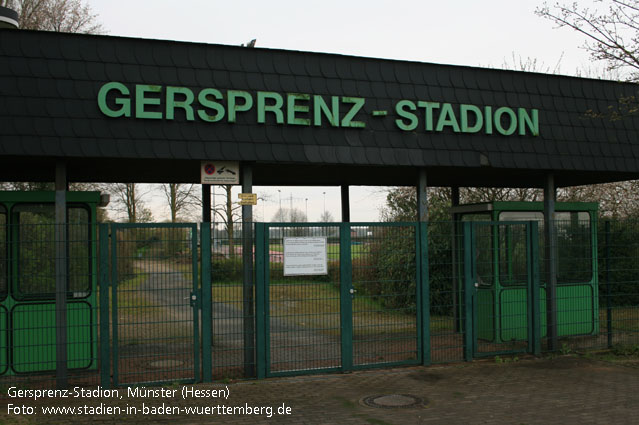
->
[186,291,197,307]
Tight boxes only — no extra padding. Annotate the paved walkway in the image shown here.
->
[3,355,639,424]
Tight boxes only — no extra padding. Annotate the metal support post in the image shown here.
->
[202,184,211,222]
[55,161,68,388]
[242,163,255,377]
[201,222,212,381]
[605,220,613,348]
[341,185,350,223]
[451,186,460,332]
[544,174,558,351]
[417,169,428,222]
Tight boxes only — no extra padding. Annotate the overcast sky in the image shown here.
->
[85,0,603,222]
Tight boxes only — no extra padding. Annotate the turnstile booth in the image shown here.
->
[452,202,599,355]
[0,191,103,375]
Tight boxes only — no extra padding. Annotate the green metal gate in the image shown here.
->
[463,221,541,359]
[255,222,426,378]
[106,223,200,386]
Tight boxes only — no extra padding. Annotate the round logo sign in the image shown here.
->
[204,163,216,175]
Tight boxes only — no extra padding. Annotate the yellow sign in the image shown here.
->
[238,193,257,205]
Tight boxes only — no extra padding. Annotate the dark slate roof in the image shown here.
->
[1,29,639,187]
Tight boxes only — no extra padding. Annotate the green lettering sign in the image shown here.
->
[287,93,311,126]
[518,108,539,136]
[135,85,163,119]
[395,100,417,131]
[460,104,483,133]
[417,101,440,131]
[494,107,517,136]
[313,95,339,127]
[97,82,131,118]
[228,90,253,123]
[435,103,460,133]
[166,86,195,121]
[197,88,225,122]
[257,91,284,124]
[341,97,366,128]
[96,82,540,138]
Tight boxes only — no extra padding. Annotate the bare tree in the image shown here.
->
[107,183,152,223]
[271,207,288,222]
[537,1,639,217]
[461,187,542,204]
[499,51,564,74]
[271,207,306,223]
[213,185,241,254]
[161,183,196,223]
[1,0,104,33]
[289,208,307,223]
[319,210,335,222]
[537,0,639,81]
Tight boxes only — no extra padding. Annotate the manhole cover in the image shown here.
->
[362,394,426,409]
[148,359,184,369]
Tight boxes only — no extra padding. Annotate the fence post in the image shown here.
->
[201,223,212,382]
[99,223,111,389]
[55,163,68,389]
[255,223,266,379]
[462,222,473,361]
[605,220,612,348]
[419,222,430,365]
[529,221,541,356]
[339,223,353,372]
[110,224,119,387]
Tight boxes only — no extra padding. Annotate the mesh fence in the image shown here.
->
[112,224,197,386]
[0,220,99,390]
[350,224,419,367]
[594,220,639,352]
[3,217,639,389]
[428,221,465,363]
[539,219,600,353]
[265,225,341,374]
[209,222,254,380]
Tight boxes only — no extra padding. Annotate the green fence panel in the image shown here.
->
[339,223,353,372]
[200,222,212,382]
[111,223,199,386]
[99,223,110,388]
[265,223,342,376]
[419,221,430,365]
[350,223,420,370]
[255,223,266,379]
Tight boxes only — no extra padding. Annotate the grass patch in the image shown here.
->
[599,307,639,332]
[430,315,455,333]
[212,281,416,335]
[114,263,193,345]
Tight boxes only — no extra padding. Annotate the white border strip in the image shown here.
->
[0,15,18,28]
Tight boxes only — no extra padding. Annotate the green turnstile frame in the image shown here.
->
[454,202,599,352]
[0,191,100,375]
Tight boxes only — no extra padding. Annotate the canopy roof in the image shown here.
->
[1,29,638,187]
